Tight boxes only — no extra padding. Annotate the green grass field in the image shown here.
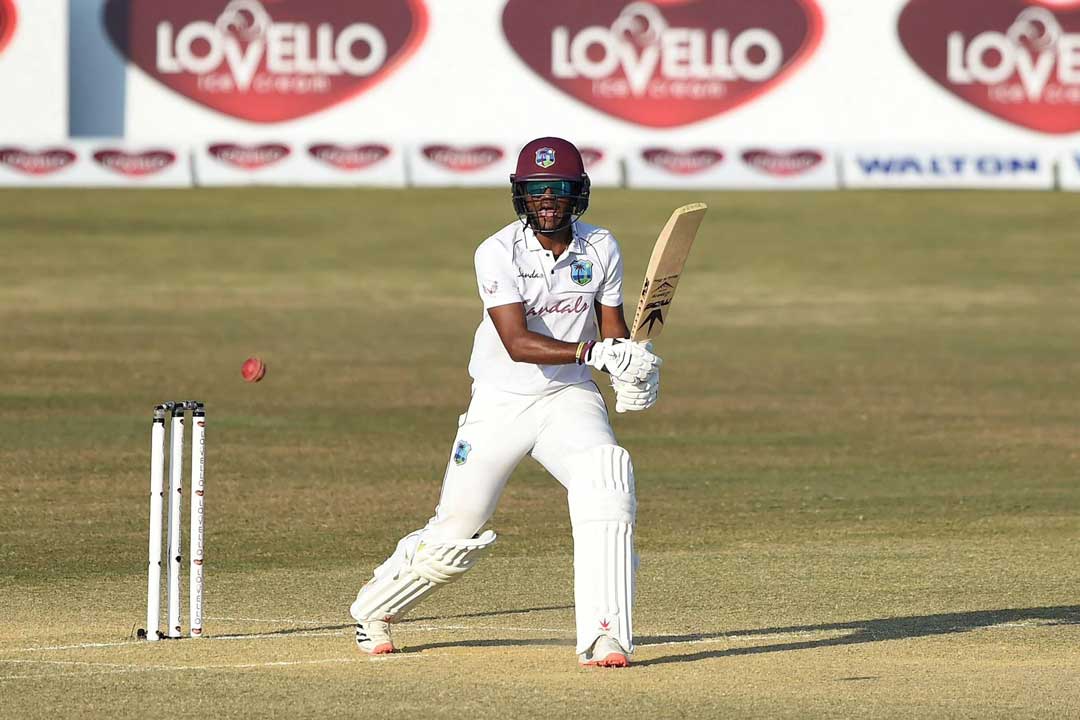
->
[1,188,1077,718]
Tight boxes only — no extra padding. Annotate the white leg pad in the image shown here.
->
[567,445,637,654]
[350,529,496,622]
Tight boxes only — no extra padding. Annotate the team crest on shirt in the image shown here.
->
[453,440,472,465]
[535,147,556,169]
[570,258,593,286]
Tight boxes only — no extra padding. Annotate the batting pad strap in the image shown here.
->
[568,488,636,525]
[567,445,636,527]
[351,530,496,623]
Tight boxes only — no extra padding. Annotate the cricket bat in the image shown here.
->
[630,203,708,342]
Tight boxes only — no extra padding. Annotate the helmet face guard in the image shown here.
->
[510,137,591,234]
[511,176,591,234]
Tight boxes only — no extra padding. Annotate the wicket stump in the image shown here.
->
[139,400,206,641]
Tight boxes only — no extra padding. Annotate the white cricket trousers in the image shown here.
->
[427,381,638,654]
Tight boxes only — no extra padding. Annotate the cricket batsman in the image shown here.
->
[349,137,661,667]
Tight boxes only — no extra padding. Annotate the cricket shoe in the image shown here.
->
[355,620,395,655]
[578,635,630,668]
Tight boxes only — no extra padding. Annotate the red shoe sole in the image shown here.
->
[581,653,630,668]
[370,642,395,655]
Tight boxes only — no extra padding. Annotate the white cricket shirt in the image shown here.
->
[469,220,625,395]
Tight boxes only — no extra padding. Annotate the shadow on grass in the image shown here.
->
[210,604,573,640]
[405,604,572,623]
[633,605,1080,667]
[207,605,1079,663]
[402,636,570,652]
[399,605,1080,658]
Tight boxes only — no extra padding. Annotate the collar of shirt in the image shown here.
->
[521,223,586,256]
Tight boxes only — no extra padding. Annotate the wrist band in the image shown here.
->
[576,340,595,365]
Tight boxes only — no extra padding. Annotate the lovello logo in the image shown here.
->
[579,147,605,168]
[308,143,390,170]
[0,0,17,55]
[741,148,823,176]
[422,145,504,172]
[899,1,1080,134]
[0,147,78,175]
[93,149,178,176]
[105,0,428,123]
[642,147,723,174]
[502,0,824,128]
[208,142,290,169]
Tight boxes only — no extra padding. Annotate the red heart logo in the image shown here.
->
[642,147,723,174]
[422,145,504,172]
[208,143,290,169]
[579,148,605,168]
[899,0,1080,134]
[93,149,178,176]
[741,149,823,176]
[502,0,824,128]
[104,0,428,123]
[308,143,390,170]
[0,0,17,55]
[0,147,78,175]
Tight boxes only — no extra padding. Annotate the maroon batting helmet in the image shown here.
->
[510,137,590,233]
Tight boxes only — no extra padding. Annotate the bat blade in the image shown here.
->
[630,203,707,342]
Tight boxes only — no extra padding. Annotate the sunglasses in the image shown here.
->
[522,180,577,197]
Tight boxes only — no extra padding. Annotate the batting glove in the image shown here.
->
[582,338,662,384]
[612,369,659,413]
